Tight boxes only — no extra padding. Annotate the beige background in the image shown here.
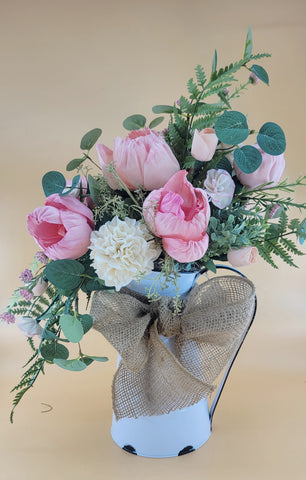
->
[1,1,306,479]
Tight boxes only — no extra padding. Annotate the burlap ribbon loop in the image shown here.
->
[90,275,256,420]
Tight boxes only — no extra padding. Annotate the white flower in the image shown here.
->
[18,317,43,337]
[204,169,235,209]
[89,216,161,291]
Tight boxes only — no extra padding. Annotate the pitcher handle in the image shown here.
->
[196,265,257,425]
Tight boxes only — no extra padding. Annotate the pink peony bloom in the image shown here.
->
[96,128,180,191]
[27,194,94,261]
[191,128,218,162]
[18,317,43,337]
[143,170,210,263]
[227,246,258,267]
[234,144,285,189]
[204,169,235,209]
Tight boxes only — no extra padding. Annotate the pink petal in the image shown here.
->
[162,234,209,263]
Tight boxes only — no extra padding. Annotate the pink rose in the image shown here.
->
[227,246,258,267]
[143,170,210,263]
[234,144,285,189]
[18,317,43,337]
[204,169,235,209]
[191,128,218,162]
[27,194,94,260]
[96,128,180,191]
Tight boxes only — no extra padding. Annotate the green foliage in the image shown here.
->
[59,314,84,343]
[123,114,146,131]
[66,157,86,172]
[45,260,85,291]
[233,145,262,173]
[53,358,87,371]
[250,64,269,85]
[244,26,253,60]
[80,128,102,151]
[152,105,174,114]
[148,116,164,129]
[42,171,66,197]
[40,342,69,361]
[215,111,249,144]
[195,64,206,87]
[257,122,286,155]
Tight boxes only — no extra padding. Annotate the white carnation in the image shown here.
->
[89,216,161,291]
[204,169,235,209]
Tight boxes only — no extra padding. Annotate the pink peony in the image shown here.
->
[234,144,285,189]
[227,246,258,267]
[27,194,94,260]
[96,128,180,191]
[191,128,218,162]
[204,169,235,209]
[143,170,210,263]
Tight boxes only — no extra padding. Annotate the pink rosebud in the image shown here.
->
[249,72,260,85]
[191,128,218,162]
[32,278,48,297]
[204,169,235,209]
[234,144,285,189]
[18,317,43,337]
[27,194,94,260]
[143,170,210,263]
[64,176,94,209]
[227,246,258,267]
[96,128,180,191]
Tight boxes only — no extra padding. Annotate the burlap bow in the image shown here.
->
[90,275,256,420]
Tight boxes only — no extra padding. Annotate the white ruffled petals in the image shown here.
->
[89,217,161,291]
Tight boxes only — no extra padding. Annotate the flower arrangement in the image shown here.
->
[2,28,306,423]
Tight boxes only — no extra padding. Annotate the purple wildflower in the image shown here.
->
[19,269,33,284]
[19,289,34,301]
[0,312,15,324]
[35,251,48,264]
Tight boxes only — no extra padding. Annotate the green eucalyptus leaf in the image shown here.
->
[85,355,108,362]
[59,314,84,343]
[250,64,269,85]
[79,314,93,334]
[45,260,85,290]
[244,25,253,60]
[233,145,262,173]
[257,122,286,155]
[41,330,69,342]
[66,158,86,172]
[152,105,174,114]
[123,114,146,131]
[81,357,94,366]
[80,128,102,151]
[40,343,69,361]
[87,174,100,204]
[215,111,249,145]
[53,358,87,371]
[42,171,66,197]
[148,117,164,129]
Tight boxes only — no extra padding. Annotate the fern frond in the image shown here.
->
[248,52,271,61]
[192,113,221,130]
[278,211,288,235]
[256,245,278,268]
[195,64,206,87]
[266,239,298,267]
[27,337,35,351]
[187,78,200,99]
[280,238,305,256]
[194,102,226,116]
